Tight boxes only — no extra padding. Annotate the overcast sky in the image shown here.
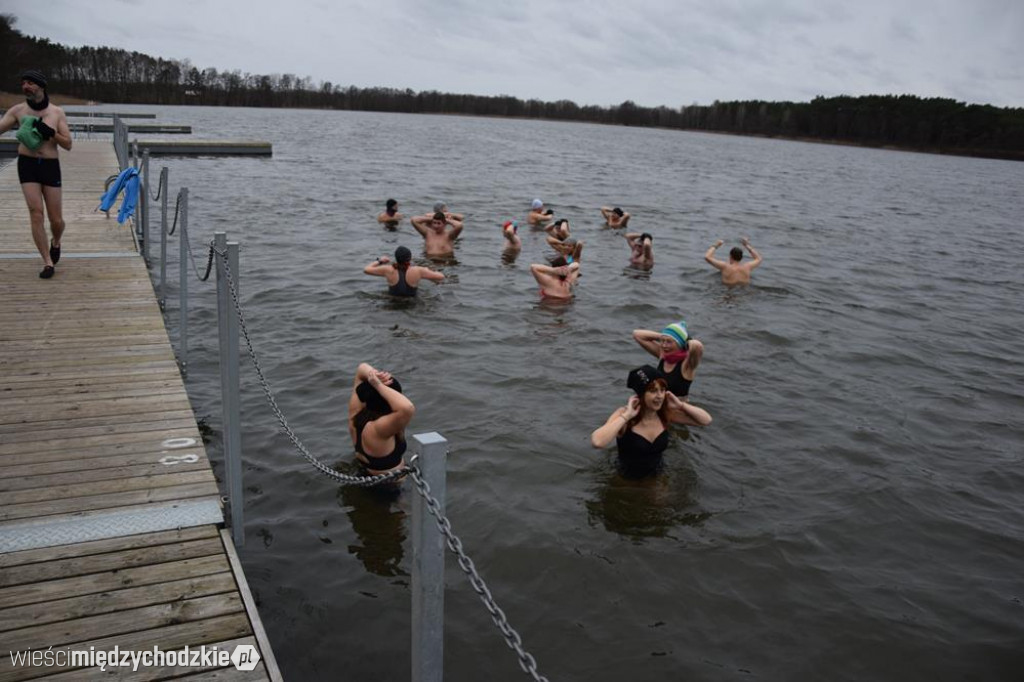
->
[5,0,1022,108]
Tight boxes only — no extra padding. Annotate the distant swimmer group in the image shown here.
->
[356,196,763,477]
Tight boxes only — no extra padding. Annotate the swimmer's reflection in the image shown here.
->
[585,464,709,540]
[336,477,408,578]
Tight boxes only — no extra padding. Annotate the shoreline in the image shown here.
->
[2,91,1018,162]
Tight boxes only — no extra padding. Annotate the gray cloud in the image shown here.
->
[4,0,1021,107]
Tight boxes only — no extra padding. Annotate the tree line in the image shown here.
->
[3,14,1022,160]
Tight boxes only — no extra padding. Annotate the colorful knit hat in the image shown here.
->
[661,321,688,349]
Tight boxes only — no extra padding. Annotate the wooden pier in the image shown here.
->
[0,142,281,680]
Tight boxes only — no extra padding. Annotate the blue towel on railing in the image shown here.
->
[98,166,140,224]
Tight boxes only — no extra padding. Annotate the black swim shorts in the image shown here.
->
[17,155,62,187]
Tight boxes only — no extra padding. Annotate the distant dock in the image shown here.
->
[66,112,158,119]
[68,123,192,134]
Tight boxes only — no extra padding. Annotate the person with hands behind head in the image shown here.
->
[601,206,631,228]
[501,220,521,252]
[591,366,671,478]
[363,245,444,297]
[411,211,464,257]
[348,363,415,475]
[624,232,654,268]
[632,320,712,426]
[705,236,762,285]
[530,257,579,301]
[0,69,73,279]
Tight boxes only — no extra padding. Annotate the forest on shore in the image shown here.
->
[3,14,1022,161]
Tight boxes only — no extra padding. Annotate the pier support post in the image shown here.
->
[412,432,447,682]
[178,189,189,376]
[158,167,168,310]
[215,232,244,547]
[141,150,150,265]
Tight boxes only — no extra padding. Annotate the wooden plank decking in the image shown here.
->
[0,142,280,680]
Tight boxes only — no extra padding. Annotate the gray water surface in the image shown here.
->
[84,105,1024,681]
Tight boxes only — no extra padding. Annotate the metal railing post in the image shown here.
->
[412,432,448,682]
[141,150,150,264]
[178,188,189,375]
[215,232,244,547]
[159,167,168,309]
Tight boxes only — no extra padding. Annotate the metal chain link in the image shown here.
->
[217,249,548,680]
[149,166,167,201]
[217,250,406,487]
[179,214,216,282]
[166,187,183,236]
[407,463,548,682]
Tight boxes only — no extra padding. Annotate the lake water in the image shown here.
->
[66,105,1024,681]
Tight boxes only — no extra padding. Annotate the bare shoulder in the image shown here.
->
[4,101,28,118]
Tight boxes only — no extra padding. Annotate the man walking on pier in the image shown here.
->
[0,70,73,279]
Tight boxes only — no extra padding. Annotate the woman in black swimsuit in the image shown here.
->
[363,246,445,297]
[632,319,712,426]
[591,365,672,478]
[347,363,415,474]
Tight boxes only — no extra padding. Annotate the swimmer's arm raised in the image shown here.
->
[704,240,727,270]
[631,329,662,358]
[742,238,762,269]
[410,215,430,236]
[363,256,391,276]
[591,401,637,448]
[448,218,464,239]
[419,267,446,283]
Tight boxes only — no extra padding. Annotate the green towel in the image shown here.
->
[15,115,44,150]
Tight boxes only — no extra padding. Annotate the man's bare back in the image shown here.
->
[705,238,762,285]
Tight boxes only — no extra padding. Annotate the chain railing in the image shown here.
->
[213,245,548,681]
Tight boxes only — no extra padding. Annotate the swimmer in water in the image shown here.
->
[544,218,571,241]
[410,210,464,257]
[528,198,555,227]
[364,245,445,297]
[376,198,403,227]
[502,220,522,252]
[624,232,654,268]
[548,236,583,263]
[632,320,712,426]
[705,237,762,285]
[413,201,463,224]
[601,206,631,228]
[590,365,671,478]
[530,256,579,300]
[348,362,414,475]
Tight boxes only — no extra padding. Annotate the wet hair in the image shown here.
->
[641,233,652,242]
[385,198,398,209]
[730,247,744,261]
[613,207,624,217]
[432,211,446,222]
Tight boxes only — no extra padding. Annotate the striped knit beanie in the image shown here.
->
[661,321,688,348]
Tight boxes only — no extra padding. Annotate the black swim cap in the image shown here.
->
[20,70,47,88]
[627,365,665,397]
[356,377,403,414]
[395,246,412,263]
